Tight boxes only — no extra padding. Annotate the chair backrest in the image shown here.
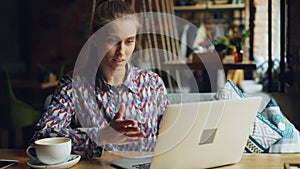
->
[0,69,41,129]
[0,69,15,128]
[0,68,17,101]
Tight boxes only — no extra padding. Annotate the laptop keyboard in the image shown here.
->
[110,156,152,169]
[132,162,151,169]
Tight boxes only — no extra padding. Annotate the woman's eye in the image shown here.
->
[126,38,135,45]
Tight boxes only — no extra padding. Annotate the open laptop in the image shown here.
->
[110,97,261,169]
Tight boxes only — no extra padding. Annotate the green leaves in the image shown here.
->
[214,29,250,50]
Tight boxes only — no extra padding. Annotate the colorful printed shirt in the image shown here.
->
[31,64,168,158]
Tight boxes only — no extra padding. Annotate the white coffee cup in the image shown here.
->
[26,137,71,165]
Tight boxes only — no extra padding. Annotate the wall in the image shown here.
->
[288,0,300,94]
[20,0,92,75]
[253,0,280,60]
[0,0,26,74]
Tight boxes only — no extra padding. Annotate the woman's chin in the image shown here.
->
[110,62,126,70]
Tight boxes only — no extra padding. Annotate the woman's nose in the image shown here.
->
[117,42,125,55]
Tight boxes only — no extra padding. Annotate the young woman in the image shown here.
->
[31,0,168,158]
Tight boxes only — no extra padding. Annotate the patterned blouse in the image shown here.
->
[31,64,168,158]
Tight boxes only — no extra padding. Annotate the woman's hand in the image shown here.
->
[98,103,145,145]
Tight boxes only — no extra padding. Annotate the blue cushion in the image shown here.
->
[261,99,294,138]
[214,80,244,100]
[263,99,300,153]
[247,113,283,153]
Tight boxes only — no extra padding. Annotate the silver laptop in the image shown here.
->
[110,97,261,169]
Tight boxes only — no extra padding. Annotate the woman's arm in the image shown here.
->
[32,74,146,158]
[155,74,169,117]
[31,75,103,158]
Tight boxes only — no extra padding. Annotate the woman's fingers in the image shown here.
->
[117,125,141,133]
[124,131,145,137]
[117,132,145,145]
[123,137,144,144]
[117,119,137,128]
[109,103,145,144]
[98,124,144,146]
[112,103,138,130]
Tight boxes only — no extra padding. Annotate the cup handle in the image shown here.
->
[26,145,38,161]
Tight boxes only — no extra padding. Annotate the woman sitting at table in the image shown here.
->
[31,0,168,158]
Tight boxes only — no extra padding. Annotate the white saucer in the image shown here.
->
[27,154,81,169]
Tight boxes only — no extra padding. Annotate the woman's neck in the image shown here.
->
[99,64,127,86]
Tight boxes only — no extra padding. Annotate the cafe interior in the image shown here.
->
[1,0,300,163]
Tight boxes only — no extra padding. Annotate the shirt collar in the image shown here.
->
[123,64,139,93]
[96,64,139,93]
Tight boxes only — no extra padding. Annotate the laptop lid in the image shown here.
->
[110,97,261,169]
[150,97,261,169]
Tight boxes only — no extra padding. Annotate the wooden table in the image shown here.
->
[162,54,256,92]
[1,149,300,169]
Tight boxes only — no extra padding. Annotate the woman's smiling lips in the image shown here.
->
[112,58,125,65]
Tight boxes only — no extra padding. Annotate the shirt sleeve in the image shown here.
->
[154,74,169,126]
[31,75,103,158]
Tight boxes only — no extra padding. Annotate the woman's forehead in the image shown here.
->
[106,20,137,38]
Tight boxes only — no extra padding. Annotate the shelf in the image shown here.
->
[174,4,206,11]
[174,3,245,11]
[208,3,245,10]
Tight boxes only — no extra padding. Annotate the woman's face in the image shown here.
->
[101,20,137,71]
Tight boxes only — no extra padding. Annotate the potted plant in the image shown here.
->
[213,36,230,61]
[214,29,250,62]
